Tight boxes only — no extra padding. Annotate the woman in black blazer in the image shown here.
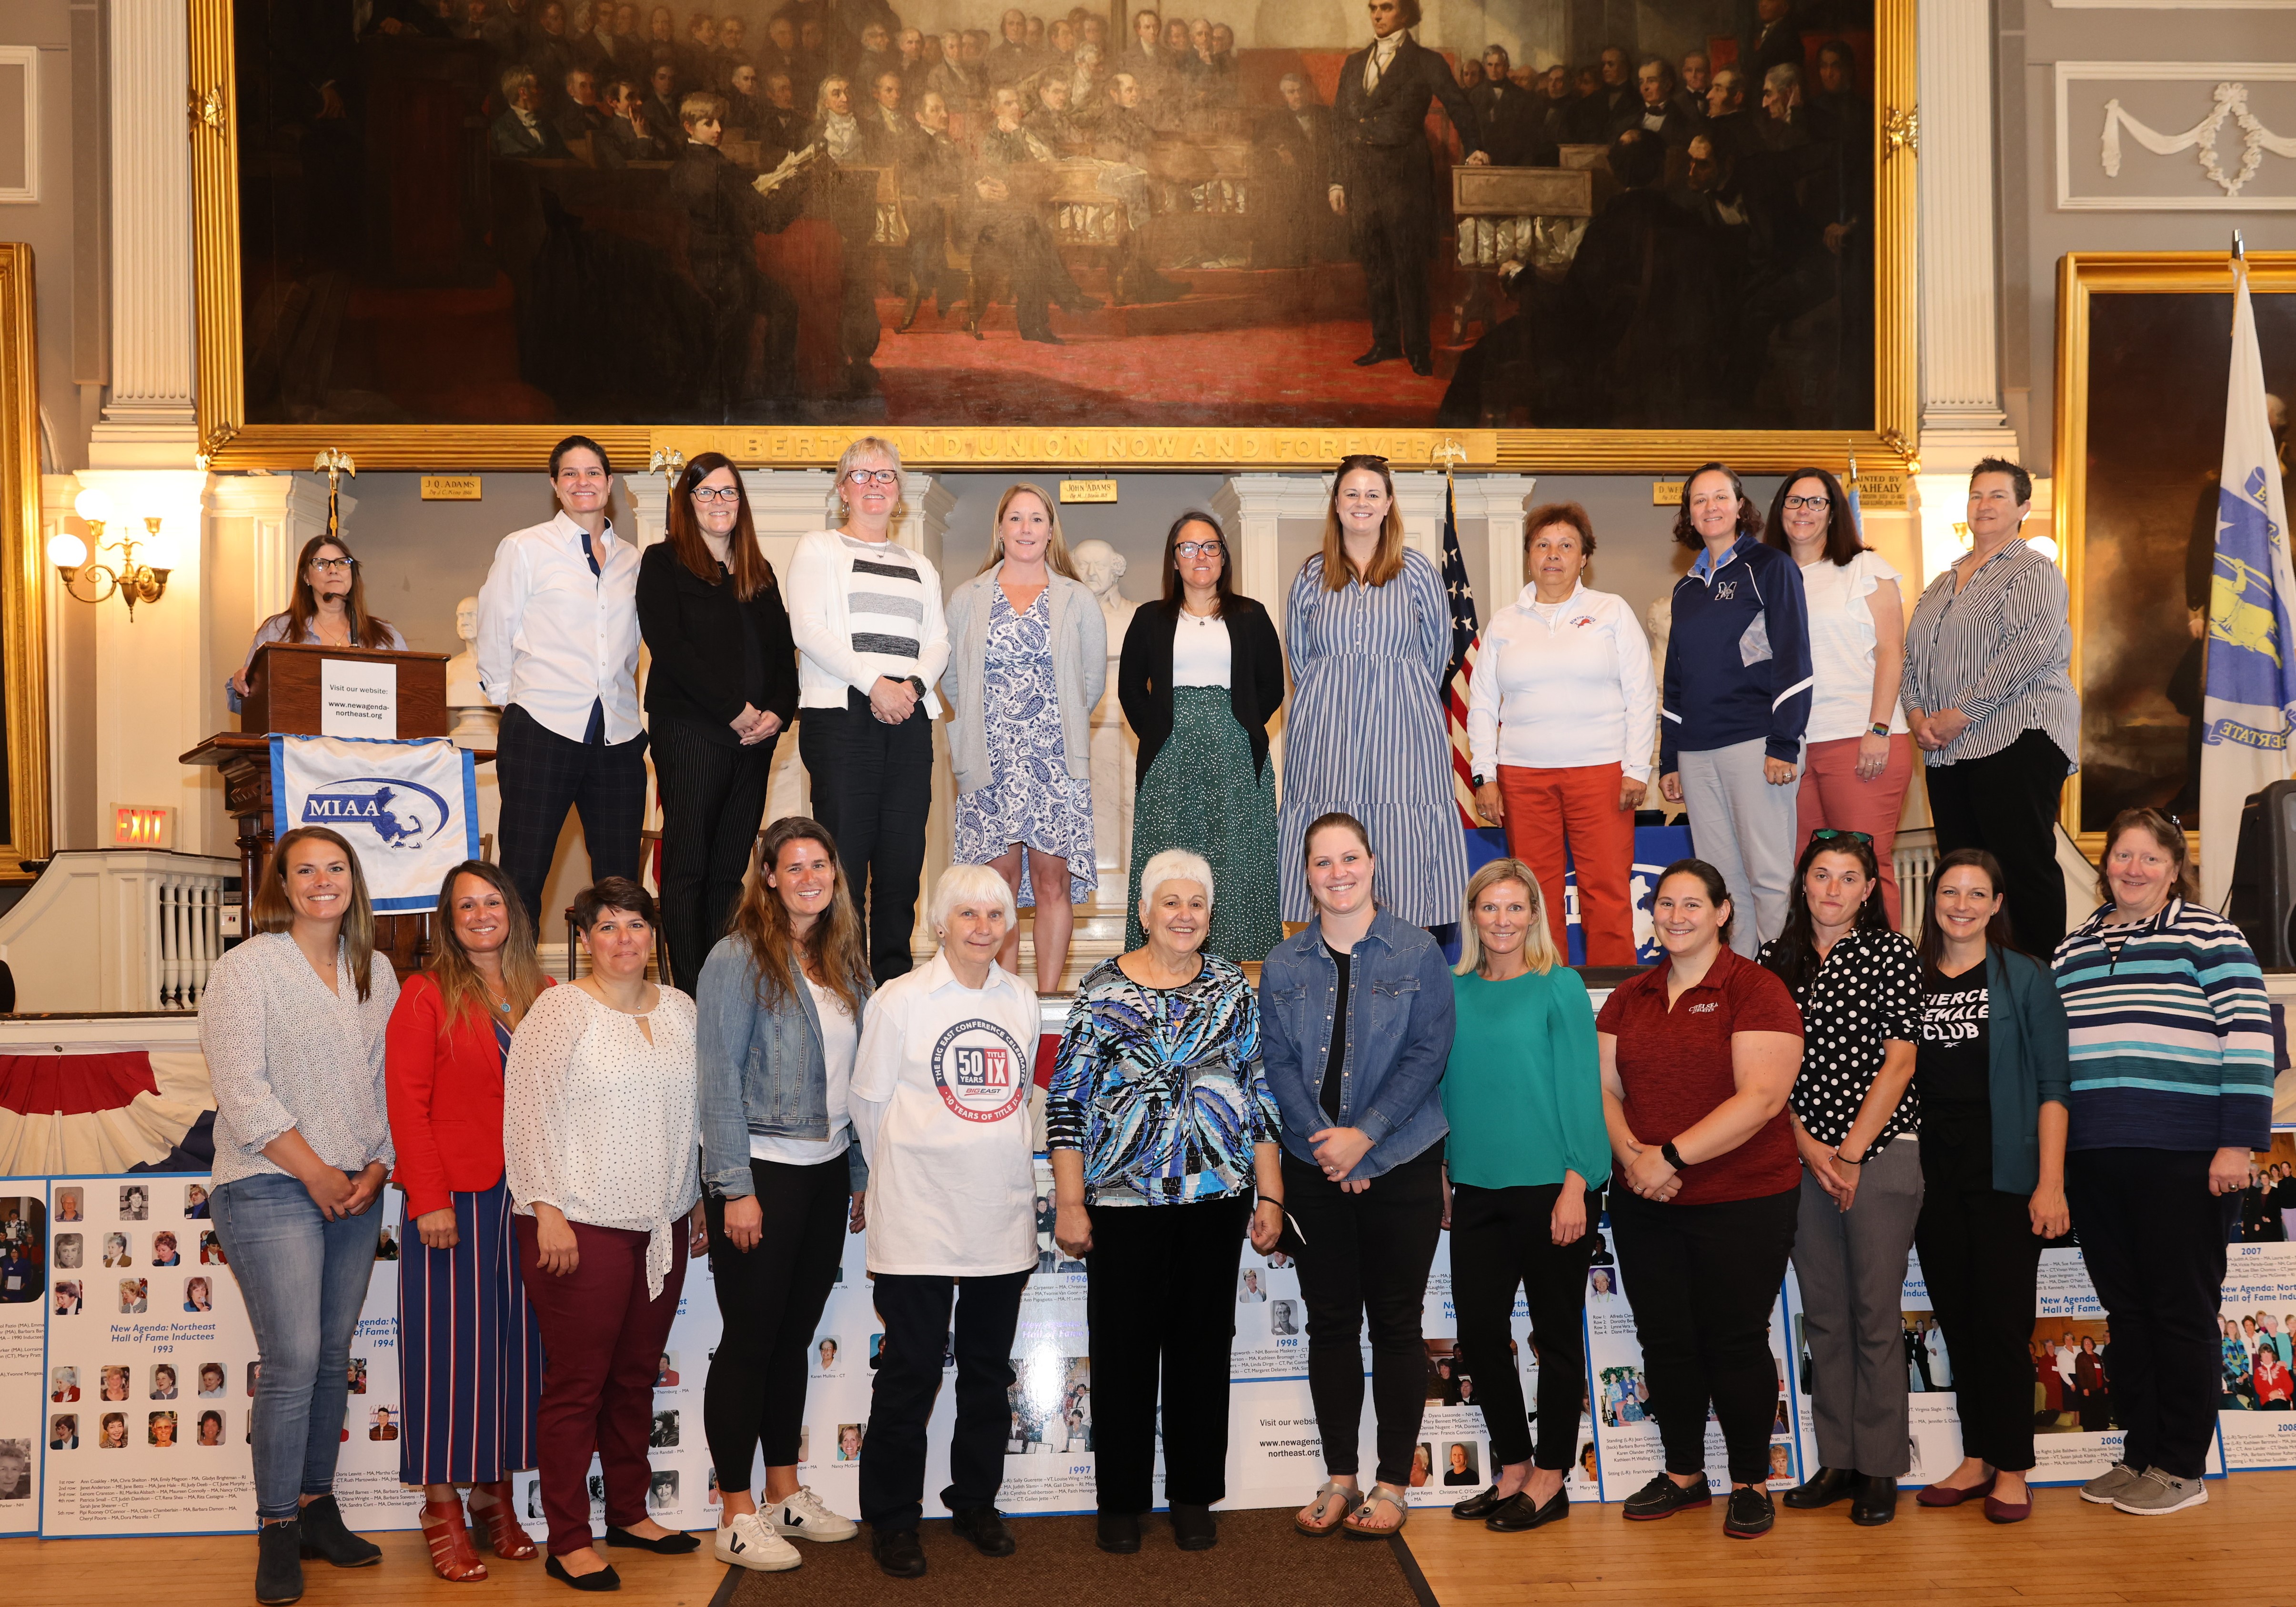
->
[636,452,799,989]
[1117,509,1285,961]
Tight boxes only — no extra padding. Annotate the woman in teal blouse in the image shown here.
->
[1441,857,1610,1535]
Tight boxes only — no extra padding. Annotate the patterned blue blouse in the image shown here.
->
[1047,954,1279,1207]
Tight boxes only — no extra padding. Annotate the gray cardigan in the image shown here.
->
[942,563,1107,795]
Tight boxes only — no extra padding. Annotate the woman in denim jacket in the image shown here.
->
[696,816,874,1574]
[1258,812,1457,1539]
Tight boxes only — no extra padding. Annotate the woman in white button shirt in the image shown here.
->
[1762,469,1915,929]
[1468,503,1656,966]
[848,864,1040,1581]
[504,878,709,1591]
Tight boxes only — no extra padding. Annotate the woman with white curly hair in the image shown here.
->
[1047,849,1285,1554]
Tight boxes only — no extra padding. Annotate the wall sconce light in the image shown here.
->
[49,487,171,621]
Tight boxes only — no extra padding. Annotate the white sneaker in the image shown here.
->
[715,1511,802,1572]
[771,1486,860,1543]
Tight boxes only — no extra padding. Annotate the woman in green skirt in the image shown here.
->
[1117,511,1286,962]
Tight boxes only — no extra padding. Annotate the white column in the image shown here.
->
[1210,472,1327,637]
[1915,0,2020,471]
[1448,474,1540,613]
[625,471,674,550]
[205,473,350,629]
[88,0,198,468]
[1392,472,1447,559]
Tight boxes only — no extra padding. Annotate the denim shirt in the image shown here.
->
[1257,908,1455,1179]
[696,934,872,1198]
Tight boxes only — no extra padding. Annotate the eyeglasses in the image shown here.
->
[1808,828,1872,844]
[310,557,357,573]
[844,467,899,486]
[1782,494,1832,512]
[1174,540,1224,559]
[691,486,743,503]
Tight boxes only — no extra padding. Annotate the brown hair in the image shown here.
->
[273,533,396,653]
[725,817,873,1018]
[1671,462,1763,551]
[1318,454,1408,590]
[977,482,1080,579]
[1760,467,1865,567]
[570,877,657,932]
[250,827,379,1002]
[426,860,548,1033]
[1158,509,1234,617]
[1523,501,1596,558]
[1652,857,1734,947]
[2096,808,2198,907]
[666,452,775,602]
[1915,848,2021,964]
[1301,810,1372,868]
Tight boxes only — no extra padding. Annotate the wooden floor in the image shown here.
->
[7,1476,2286,1607]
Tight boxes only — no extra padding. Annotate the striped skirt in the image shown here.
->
[397,1178,543,1485]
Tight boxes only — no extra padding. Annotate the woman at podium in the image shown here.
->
[227,533,407,713]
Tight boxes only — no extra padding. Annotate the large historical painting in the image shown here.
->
[201,0,1890,457]
[2060,256,2296,841]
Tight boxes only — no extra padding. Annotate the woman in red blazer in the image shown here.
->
[388,859,553,1582]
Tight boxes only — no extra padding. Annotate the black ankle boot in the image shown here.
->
[296,1494,382,1567]
[1168,1503,1217,1550]
[256,1520,305,1606]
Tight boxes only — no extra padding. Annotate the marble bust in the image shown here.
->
[445,595,498,748]
[1071,540,1138,641]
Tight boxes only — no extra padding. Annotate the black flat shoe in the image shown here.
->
[1450,1484,1508,1520]
[256,1520,305,1605]
[1723,1485,1775,1539]
[1020,328,1065,345]
[1353,346,1400,367]
[1096,1511,1141,1554]
[544,1556,622,1592]
[603,1525,700,1554]
[1168,1503,1217,1551]
[1851,1473,1899,1526]
[872,1525,928,1578]
[1622,1473,1712,1520]
[1409,353,1433,376]
[1486,1489,1569,1532]
[296,1496,382,1567]
[950,1505,1015,1557]
[1782,1466,1856,1510]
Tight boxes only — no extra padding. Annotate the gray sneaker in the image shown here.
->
[2079,1460,2142,1505]
[2111,1467,2208,1516]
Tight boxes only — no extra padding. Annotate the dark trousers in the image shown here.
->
[1284,1147,1445,1486]
[495,701,648,932]
[2064,1147,2238,1479]
[516,1216,687,1556]
[1450,1181,1601,1470]
[799,693,933,983]
[1352,187,1431,364]
[1913,1181,2046,1472]
[1609,1185,1798,1485]
[653,715,779,990]
[702,1156,851,1483]
[861,1268,1030,1532]
[1083,1195,1251,1513]
[1923,728,2070,957]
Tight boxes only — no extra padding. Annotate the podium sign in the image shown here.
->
[240,643,447,740]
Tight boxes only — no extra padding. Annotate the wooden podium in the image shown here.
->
[181,644,485,980]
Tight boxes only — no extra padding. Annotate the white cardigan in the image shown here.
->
[784,528,951,718]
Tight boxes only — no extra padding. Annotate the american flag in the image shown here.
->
[1439,478,1481,826]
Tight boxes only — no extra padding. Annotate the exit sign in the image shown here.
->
[111,804,174,848]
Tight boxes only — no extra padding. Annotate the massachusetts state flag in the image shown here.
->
[1440,479,1482,826]
[2199,242,2296,909]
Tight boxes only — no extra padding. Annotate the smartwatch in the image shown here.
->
[1471,773,1487,789]
[1660,1140,1686,1172]
[904,674,927,698]
[1867,722,1890,738]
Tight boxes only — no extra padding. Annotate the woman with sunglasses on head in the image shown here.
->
[944,483,1105,991]
[1758,831,1923,1528]
[637,452,799,991]
[1278,456,1469,940]
[1117,510,1285,962]
[1762,468,1915,930]
[787,437,951,983]
[227,533,406,710]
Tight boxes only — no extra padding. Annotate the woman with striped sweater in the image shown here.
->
[2052,807,2273,1518]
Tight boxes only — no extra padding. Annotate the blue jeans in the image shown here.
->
[211,1171,381,1519]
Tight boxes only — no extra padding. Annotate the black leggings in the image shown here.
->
[701,1156,852,1482]
[1284,1145,1445,1487]
[1913,1181,2046,1473]
[1450,1181,1601,1469]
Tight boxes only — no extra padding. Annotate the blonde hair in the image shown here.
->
[250,827,380,1002]
[1454,858,1561,977]
[1317,454,1408,591]
[978,482,1079,579]
[832,435,903,521]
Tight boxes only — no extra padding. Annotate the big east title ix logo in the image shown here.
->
[929,1019,1031,1124]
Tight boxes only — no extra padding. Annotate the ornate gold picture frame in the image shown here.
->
[0,242,53,876]
[187,0,1915,473]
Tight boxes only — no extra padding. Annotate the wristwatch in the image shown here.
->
[1867,722,1889,738]
[1471,773,1487,789]
[904,674,927,698]
[1660,1140,1686,1172]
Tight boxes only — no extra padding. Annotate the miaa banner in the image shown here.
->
[270,736,480,913]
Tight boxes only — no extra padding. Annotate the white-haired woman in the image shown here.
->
[944,482,1106,991]
[849,864,1039,1580]
[1047,849,1285,1555]
[787,437,951,983]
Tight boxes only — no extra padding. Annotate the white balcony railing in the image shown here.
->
[0,850,240,1015]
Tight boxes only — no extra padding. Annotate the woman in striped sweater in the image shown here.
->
[2052,807,2273,1518]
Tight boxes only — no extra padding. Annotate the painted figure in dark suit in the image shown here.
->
[668,93,810,419]
[1327,0,1487,375]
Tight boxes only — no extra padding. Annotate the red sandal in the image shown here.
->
[468,1481,540,1561]
[421,1497,489,1583]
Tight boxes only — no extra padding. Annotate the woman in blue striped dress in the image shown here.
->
[386,861,550,1581]
[1279,455,1468,931]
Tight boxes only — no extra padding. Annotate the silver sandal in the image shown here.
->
[1343,1484,1409,1539]
[1294,1479,1363,1537]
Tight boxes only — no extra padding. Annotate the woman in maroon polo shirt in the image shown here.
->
[1596,858,1803,1540]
